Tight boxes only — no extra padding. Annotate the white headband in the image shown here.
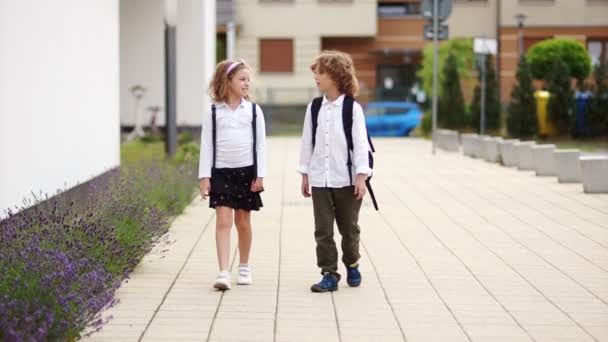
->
[226,59,245,75]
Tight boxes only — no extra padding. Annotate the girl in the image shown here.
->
[199,59,266,291]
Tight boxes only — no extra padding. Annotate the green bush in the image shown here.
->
[507,56,538,138]
[527,38,592,83]
[420,110,433,137]
[438,53,467,129]
[470,55,501,133]
[418,38,475,99]
[547,59,575,135]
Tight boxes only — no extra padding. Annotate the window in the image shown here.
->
[378,2,422,17]
[588,40,608,66]
[260,39,293,73]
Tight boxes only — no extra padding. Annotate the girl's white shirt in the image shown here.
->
[198,98,267,179]
[298,94,372,188]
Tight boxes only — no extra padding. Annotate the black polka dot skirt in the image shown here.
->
[210,165,263,211]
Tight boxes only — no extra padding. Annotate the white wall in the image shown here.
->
[0,0,120,216]
[120,0,215,127]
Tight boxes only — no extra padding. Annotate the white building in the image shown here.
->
[0,0,121,216]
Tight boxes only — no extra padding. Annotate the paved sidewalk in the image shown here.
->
[85,137,608,342]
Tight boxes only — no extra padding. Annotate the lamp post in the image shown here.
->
[515,13,527,58]
[164,0,178,157]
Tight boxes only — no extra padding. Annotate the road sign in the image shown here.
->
[424,24,449,41]
[422,0,452,21]
[474,37,497,55]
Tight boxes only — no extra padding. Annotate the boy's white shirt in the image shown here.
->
[298,94,372,188]
[198,98,267,179]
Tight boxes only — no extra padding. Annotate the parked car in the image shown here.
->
[364,101,423,137]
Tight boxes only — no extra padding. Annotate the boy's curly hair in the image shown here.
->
[209,59,252,103]
[310,50,359,98]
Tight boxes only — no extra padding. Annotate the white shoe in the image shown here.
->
[213,271,231,290]
[237,265,252,285]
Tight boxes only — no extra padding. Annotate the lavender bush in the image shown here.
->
[0,140,197,341]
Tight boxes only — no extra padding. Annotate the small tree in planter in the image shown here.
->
[527,38,592,85]
[586,59,608,137]
[439,53,467,129]
[507,56,537,138]
[471,55,501,133]
[546,59,575,135]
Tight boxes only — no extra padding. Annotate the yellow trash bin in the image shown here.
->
[534,90,557,137]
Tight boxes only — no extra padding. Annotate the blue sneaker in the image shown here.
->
[346,265,362,287]
[310,272,339,293]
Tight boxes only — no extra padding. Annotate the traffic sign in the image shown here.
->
[424,24,449,41]
[422,0,452,21]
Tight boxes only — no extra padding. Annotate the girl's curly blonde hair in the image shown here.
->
[310,50,359,98]
[209,59,252,103]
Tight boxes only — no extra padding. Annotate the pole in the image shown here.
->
[227,21,236,60]
[480,53,486,135]
[165,21,177,157]
[431,0,439,154]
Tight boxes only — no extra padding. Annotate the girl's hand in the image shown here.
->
[353,174,367,200]
[301,174,311,198]
[251,178,264,193]
[199,178,211,200]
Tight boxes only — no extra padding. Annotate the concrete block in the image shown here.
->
[554,149,582,183]
[499,139,520,167]
[580,155,608,193]
[483,137,503,163]
[516,141,536,171]
[532,144,556,176]
[461,133,478,157]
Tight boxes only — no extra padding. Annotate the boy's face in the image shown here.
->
[229,68,251,99]
[313,65,336,94]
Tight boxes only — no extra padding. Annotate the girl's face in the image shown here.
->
[229,68,251,99]
[313,65,336,94]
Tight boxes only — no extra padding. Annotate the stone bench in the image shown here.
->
[554,149,581,183]
[515,141,536,170]
[461,133,478,157]
[532,144,556,176]
[483,137,503,163]
[500,139,520,167]
[580,155,608,193]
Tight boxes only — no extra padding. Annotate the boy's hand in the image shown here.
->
[199,178,211,200]
[251,178,264,193]
[301,174,311,198]
[354,174,367,200]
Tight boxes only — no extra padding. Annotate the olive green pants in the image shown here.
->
[311,186,362,279]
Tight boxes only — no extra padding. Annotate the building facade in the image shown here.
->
[234,0,608,104]
[0,0,120,217]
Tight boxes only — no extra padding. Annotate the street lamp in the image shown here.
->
[515,13,527,58]
[164,0,178,157]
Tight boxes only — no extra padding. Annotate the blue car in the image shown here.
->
[364,101,423,137]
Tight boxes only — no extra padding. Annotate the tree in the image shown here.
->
[586,59,608,136]
[546,59,575,135]
[439,53,467,129]
[418,38,475,99]
[527,39,592,84]
[470,55,501,133]
[507,56,537,138]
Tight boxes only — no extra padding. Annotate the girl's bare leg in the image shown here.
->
[234,209,252,265]
[215,206,234,271]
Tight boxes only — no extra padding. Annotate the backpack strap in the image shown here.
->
[211,104,217,171]
[310,97,323,149]
[342,96,355,186]
[252,103,258,179]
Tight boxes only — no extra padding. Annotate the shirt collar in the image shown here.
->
[218,98,247,109]
[322,94,345,106]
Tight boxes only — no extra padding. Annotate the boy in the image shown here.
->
[298,51,372,292]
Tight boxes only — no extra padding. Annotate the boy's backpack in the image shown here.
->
[310,96,378,210]
[211,103,258,178]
